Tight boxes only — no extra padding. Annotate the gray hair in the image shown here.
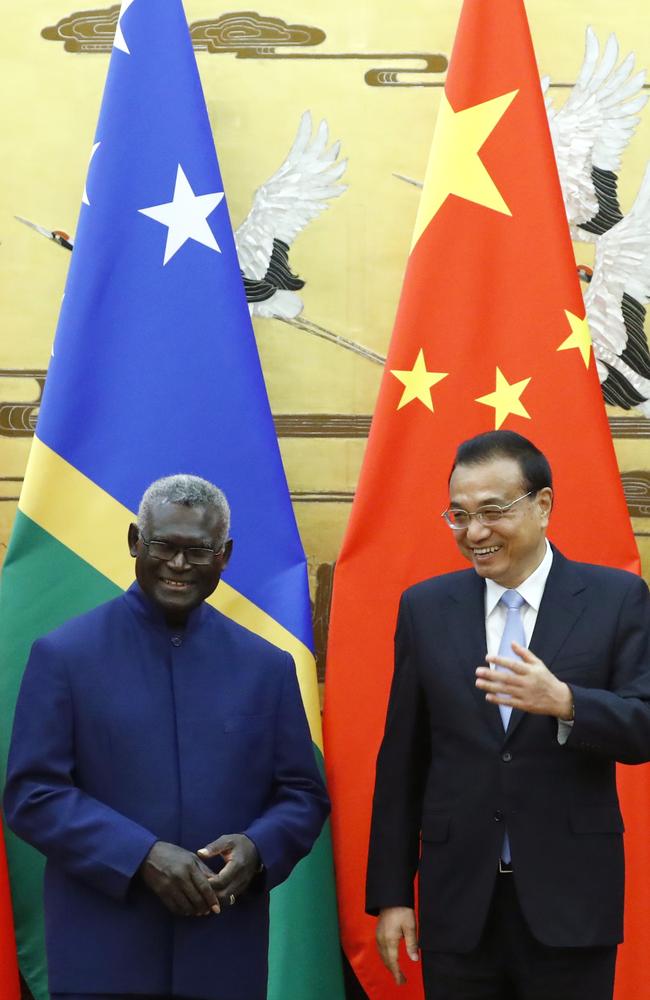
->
[137,474,230,546]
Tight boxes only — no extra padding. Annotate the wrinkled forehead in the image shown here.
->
[448,457,525,507]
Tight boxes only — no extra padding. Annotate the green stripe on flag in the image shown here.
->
[269,753,344,1000]
[0,510,121,1000]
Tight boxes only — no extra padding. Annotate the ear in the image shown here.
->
[537,487,553,525]
[127,523,140,558]
[220,538,234,569]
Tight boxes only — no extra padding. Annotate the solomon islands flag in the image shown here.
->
[0,2,344,998]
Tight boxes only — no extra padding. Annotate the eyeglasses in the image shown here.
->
[139,534,224,566]
[442,491,535,530]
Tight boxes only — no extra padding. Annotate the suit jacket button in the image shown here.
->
[494,810,504,822]
[171,634,183,647]
[501,751,512,762]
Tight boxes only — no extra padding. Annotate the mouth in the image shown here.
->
[159,578,193,591]
[470,545,501,560]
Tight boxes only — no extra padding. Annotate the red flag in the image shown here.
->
[324,1,648,997]
[0,822,20,1000]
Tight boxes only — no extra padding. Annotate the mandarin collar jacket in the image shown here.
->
[4,583,330,1000]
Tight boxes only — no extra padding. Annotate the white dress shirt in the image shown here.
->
[484,540,573,743]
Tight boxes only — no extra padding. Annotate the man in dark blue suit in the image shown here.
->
[4,474,330,1000]
[366,431,650,1000]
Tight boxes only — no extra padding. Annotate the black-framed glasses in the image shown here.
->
[441,491,535,531]
[139,534,224,566]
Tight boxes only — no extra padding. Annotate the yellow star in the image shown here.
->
[476,367,532,429]
[411,89,519,250]
[557,310,593,368]
[390,349,449,412]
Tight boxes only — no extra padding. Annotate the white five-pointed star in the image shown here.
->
[114,0,136,54]
[139,165,224,265]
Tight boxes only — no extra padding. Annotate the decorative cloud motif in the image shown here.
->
[41,7,326,55]
[41,5,120,53]
[40,7,445,86]
[190,12,325,53]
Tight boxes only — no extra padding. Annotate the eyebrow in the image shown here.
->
[150,536,216,547]
[448,496,506,508]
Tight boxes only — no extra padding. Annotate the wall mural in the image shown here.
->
[41,6,448,86]
[2,2,650,679]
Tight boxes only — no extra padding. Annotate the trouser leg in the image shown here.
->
[422,874,616,1000]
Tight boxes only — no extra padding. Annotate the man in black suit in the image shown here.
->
[366,430,650,1000]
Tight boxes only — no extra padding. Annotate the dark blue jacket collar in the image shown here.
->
[123,580,209,633]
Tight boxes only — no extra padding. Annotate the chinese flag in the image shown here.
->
[0,822,20,1000]
[323,1,648,998]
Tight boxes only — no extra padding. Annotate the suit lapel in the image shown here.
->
[505,547,586,741]
[447,572,505,743]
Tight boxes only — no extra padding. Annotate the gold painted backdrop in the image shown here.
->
[2,1,650,677]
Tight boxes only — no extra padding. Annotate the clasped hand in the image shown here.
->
[475,641,573,719]
[140,833,260,917]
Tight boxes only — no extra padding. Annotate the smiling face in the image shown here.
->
[448,455,552,589]
[128,501,232,626]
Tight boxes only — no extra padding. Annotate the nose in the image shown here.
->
[465,516,491,542]
[167,548,190,570]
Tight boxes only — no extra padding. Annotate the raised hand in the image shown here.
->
[476,642,574,719]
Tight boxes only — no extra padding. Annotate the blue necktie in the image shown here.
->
[496,589,526,864]
[496,589,526,730]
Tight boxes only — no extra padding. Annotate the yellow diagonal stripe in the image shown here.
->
[18,435,322,750]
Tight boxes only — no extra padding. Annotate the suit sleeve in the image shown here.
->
[243,653,330,890]
[366,592,430,914]
[3,636,157,900]
[567,574,650,764]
